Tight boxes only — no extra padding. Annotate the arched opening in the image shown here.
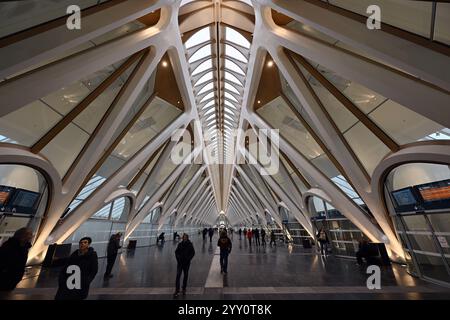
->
[0,164,49,246]
[384,162,450,286]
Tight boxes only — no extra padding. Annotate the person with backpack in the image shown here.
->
[317,227,329,256]
[217,231,232,274]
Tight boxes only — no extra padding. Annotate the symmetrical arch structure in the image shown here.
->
[0,0,449,281]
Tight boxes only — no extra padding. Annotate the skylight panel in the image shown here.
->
[225,59,245,75]
[192,60,213,75]
[225,92,239,103]
[225,27,250,49]
[224,82,240,95]
[225,44,247,63]
[185,27,211,49]
[197,82,214,95]
[224,101,237,110]
[200,91,215,102]
[189,44,211,63]
[195,71,213,86]
[225,71,243,86]
[202,100,215,110]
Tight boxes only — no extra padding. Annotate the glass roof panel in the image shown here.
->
[225,59,245,75]
[185,27,211,48]
[225,27,250,49]
[192,60,213,76]
[225,72,243,86]
[189,44,211,63]
[200,91,215,102]
[225,44,247,63]
[197,82,214,95]
[225,82,240,95]
[195,71,213,86]
[224,92,239,103]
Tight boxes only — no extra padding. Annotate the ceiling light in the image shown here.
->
[267,60,274,67]
[162,61,168,67]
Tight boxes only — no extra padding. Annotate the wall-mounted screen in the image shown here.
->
[416,179,450,210]
[391,187,420,213]
[0,186,41,215]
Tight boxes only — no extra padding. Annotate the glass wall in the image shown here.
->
[279,206,312,245]
[63,197,130,258]
[385,162,450,285]
[309,196,364,258]
[0,164,49,245]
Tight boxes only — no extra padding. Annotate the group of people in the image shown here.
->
[201,227,215,242]
[0,228,122,300]
[238,228,277,247]
[1,225,379,300]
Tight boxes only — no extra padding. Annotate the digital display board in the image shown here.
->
[392,188,417,207]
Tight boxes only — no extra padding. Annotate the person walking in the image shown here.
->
[261,228,266,246]
[269,230,276,246]
[0,227,33,291]
[55,237,98,300]
[217,231,232,274]
[208,227,214,242]
[104,233,122,280]
[243,228,247,238]
[317,228,329,256]
[238,228,242,240]
[174,234,195,297]
[247,229,253,247]
[254,228,260,246]
[202,228,208,241]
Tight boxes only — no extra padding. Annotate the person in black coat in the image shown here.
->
[104,233,122,279]
[317,228,329,256]
[217,231,232,274]
[0,228,33,291]
[174,233,195,297]
[55,237,98,300]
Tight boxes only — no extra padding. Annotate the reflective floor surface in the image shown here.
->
[2,233,450,300]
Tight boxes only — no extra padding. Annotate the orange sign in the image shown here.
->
[419,185,450,202]
[0,191,10,205]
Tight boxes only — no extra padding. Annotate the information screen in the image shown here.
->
[10,189,40,209]
[392,188,417,207]
[417,180,450,202]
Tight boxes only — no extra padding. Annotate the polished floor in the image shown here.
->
[3,232,450,300]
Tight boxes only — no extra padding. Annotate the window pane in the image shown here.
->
[225,44,247,63]
[192,60,213,76]
[225,27,250,48]
[189,45,211,63]
[185,27,211,48]
[225,59,245,75]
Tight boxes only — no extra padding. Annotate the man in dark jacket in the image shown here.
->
[55,237,98,300]
[0,227,33,291]
[104,233,122,279]
[217,231,232,274]
[174,233,195,297]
